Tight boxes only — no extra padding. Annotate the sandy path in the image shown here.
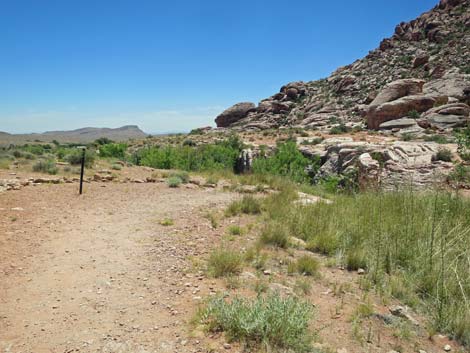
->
[0,182,234,353]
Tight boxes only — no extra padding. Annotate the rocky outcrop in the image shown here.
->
[367,95,436,129]
[423,71,470,103]
[420,103,470,129]
[215,102,256,128]
[212,0,469,134]
[298,137,454,190]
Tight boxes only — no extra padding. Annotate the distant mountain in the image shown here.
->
[0,125,147,144]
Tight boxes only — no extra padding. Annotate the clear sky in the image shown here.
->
[0,0,438,134]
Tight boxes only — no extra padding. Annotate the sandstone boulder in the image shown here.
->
[215,102,256,127]
[422,103,470,129]
[370,79,425,106]
[379,118,418,130]
[367,95,435,130]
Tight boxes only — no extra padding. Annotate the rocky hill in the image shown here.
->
[215,0,470,135]
[0,125,147,144]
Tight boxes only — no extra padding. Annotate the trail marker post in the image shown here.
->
[78,146,86,195]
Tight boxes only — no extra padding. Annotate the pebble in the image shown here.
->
[444,345,451,352]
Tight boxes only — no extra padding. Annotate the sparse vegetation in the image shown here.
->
[207,247,243,278]
[32,159,58,175]
[225,195,262,217]
[167,176,183,187]
[198,294,313,352]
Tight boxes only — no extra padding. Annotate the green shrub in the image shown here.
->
[252,141,316,184]
[329,123,351,135]
[169,170,189,183]
[433,148,452,162]
[407,110,421,119]
[99,143,127,159]
[167,176,183,188]
[137,135,243,172]
[111,163,122,170]
[32,160,58,175]
[456,127,470,161]
[65,149,95,168]
[199,294,313,352]
[207,248,243,278]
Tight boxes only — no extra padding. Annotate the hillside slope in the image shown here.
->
[215,0,469,133]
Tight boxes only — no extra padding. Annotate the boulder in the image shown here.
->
[412,53,429,68]
[370,79,425,106]
[422,103,470,129]
[215,102,256,127]
[423,71,470,102]
[367,95,435,130]
[379,118,417,130]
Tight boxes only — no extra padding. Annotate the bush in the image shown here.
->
[199,294,313,352]
[137,135,243,172]
[167,176,182,188]
[32,160,58,175]
[207,248,243,278]
[295,255,320,276]
[65,149,95,168]
[329,123,351,135]
[433,148,452,162]
[111,163,122,170]
[99,143,127,159]
[169,170,189,183]
[456,127,470,161]
[252,141,316,184]
[407,110,421,119]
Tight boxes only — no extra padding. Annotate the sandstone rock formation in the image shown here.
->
[213,0,469,134]
[215,102,256,128]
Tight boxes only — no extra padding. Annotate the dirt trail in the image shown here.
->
[0,182,234,353]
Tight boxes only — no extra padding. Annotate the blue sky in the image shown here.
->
[0,0,437,134]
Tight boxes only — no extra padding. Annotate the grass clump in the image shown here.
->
[32,159,58,175]
[199,293,313,352]
[159,218,174,226]
[167,176,183,188]
[207,247,243,278]
[227,225,242,236]
[295,255,320,276]
[225,195,262,217]
[260,222,289,249]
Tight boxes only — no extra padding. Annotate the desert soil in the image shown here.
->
[0,181,234,353]
[0,174,465,353]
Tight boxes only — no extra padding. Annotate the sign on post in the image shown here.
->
[77,146,86,195]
